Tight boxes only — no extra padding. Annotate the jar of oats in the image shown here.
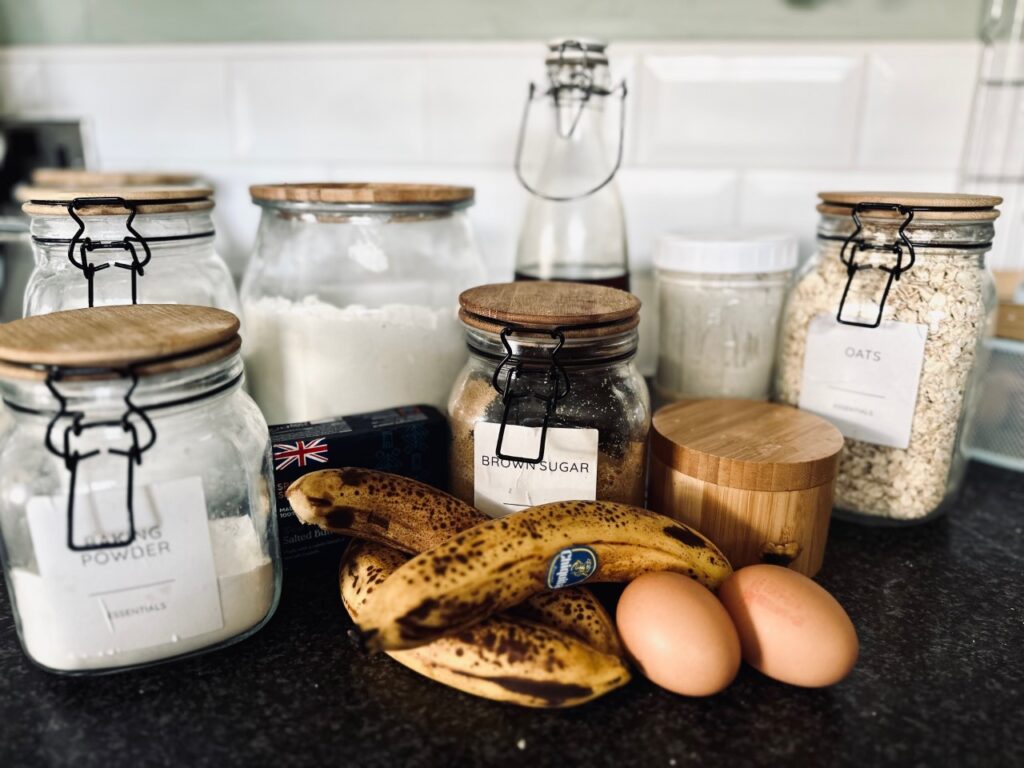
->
[776,192,1000,524]
[448,281,649,518]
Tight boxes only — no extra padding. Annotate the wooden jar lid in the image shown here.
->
[652,399,844,492]
[817,191,1001,222]
[250,182,475,206]
[22,185,214,216]
[996,303,1024,341]
[459,281,641,338]
[30,168,200,188]
[0,305,241,381]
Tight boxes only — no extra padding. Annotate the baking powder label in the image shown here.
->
[25,476,222,662]
[798,314,928,449]
[473,423,599,518]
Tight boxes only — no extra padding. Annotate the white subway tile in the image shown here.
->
[738,169,958,258]
[857,43,981,170]
[230,56,427,162]
[618,167,740,267]
[635,47,865,168]
[0,60,44,114]
[36,53,231,162]
[425,54,542,165]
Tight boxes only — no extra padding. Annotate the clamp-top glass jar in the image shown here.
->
[0,305,280,673]
[448,281,649,517]
[242,182,486,425]
[776,192,1000,524]
[21,186,238,317]
[514,39,630,290]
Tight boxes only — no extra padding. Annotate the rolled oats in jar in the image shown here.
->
[448,281,650,518]
[776,192,1000,524]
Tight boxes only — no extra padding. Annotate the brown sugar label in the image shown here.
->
[798,314,927,449]
[473,423,599,518]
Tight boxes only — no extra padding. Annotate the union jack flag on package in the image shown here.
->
[272,438,330,470]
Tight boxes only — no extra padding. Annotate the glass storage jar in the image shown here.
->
[0,304,281,673]
[776,192,1000,524]
[242,182,486,425]
[654,230,797,403]
[448,281,649,517]
[21,186,239,317]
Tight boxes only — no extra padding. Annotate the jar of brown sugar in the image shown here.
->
[448,281,649,517]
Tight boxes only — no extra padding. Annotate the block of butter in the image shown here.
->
[269,405,449,564]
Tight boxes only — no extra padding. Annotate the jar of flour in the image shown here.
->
[241,183,486,425]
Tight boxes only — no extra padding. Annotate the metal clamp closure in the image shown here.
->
[42,368,157,551]
[64,196,153,307]
[490,327,571,464]
[836,203,916,329]
[514,40,627,202]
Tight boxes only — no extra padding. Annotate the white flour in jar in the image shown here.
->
[9,515,274,672]
[242,296,467,425]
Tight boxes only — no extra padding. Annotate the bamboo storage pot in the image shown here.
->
[649,399,844,577]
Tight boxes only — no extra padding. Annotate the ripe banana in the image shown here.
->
[341,540,629,707]
[287,468,484,554]
[354,500,733,652]
[289,468,619,647]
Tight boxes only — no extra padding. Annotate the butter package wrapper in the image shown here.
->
[269,405,449,564]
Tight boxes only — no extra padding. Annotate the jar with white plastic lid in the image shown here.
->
[776,191,1000,525]
[242,182,486,425]
[0,304,281,674]
[654,230,798,402]
[21,186,239,317]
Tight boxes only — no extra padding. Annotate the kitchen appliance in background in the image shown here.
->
[0,119,86,321]
[963,302,1024,471]
[513,39,629,290]
[961,0,1024,300]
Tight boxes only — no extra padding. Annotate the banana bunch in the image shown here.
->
[289,468,629,707]
[346,499,733,652]
[342,540,628,708]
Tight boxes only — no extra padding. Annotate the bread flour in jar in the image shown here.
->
[241,183,485,425]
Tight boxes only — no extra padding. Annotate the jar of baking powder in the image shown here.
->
[0,304,280,673]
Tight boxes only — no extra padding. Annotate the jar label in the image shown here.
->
[798,314,928,449]
[21,476,223,664]
[473,423,599,518]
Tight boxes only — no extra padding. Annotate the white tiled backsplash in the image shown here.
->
[0,40,980,281]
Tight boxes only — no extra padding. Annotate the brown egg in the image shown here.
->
[718,564,858,687]
[616,571,741,696]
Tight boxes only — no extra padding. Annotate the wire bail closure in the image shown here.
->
[836,202,917,329]
[514,39,627,203]
[490,326,571,464]
[41,367,157,552]
[60,197,154,308]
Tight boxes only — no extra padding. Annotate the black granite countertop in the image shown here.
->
[1,462,1021,768]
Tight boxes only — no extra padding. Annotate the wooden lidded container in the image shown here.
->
[649,399,844,576]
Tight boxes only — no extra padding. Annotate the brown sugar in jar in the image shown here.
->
[447,281,650,518]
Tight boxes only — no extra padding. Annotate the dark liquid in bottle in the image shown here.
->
[514,271,631,292]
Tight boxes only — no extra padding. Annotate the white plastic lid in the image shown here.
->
[654,230,799,275]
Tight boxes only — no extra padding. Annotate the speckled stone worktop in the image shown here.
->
[0,462,1021,767]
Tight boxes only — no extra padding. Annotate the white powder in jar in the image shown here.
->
[9,515,275,672]
[656,273,790,401]
[242,296,467,425]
